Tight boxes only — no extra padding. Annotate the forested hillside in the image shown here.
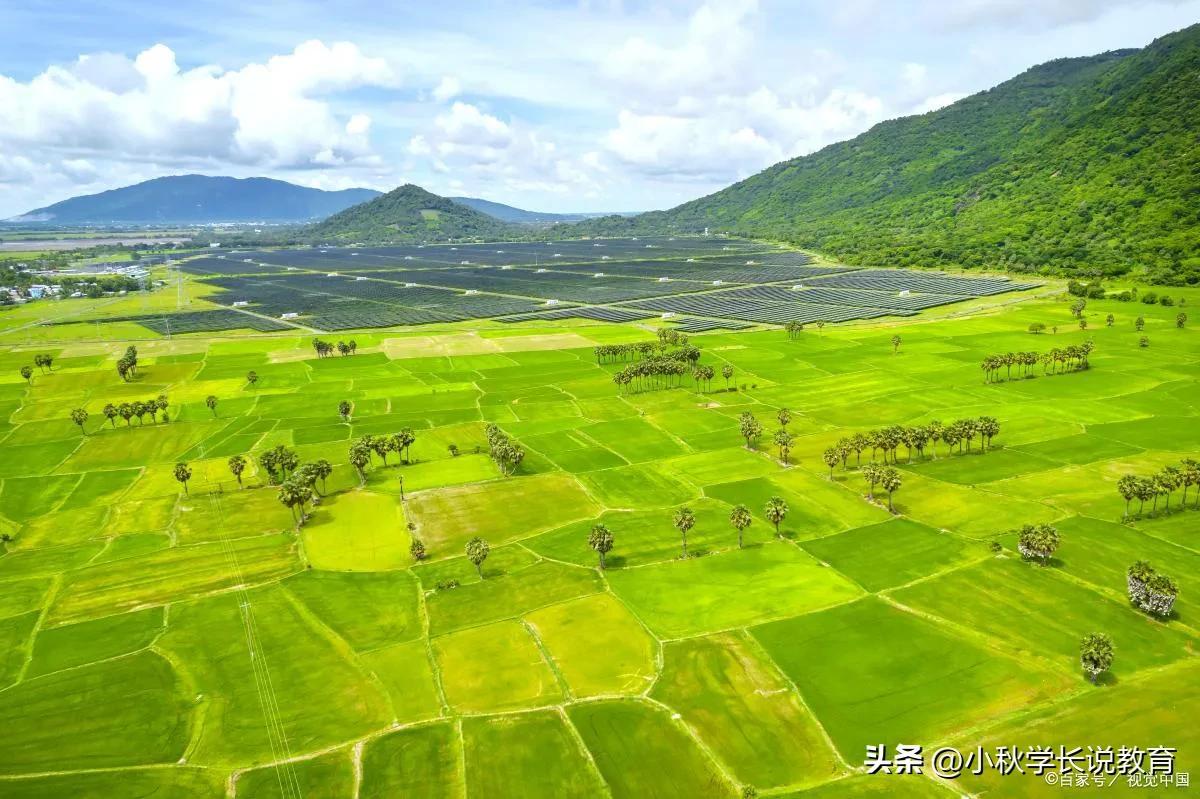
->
[578,24,1200,284]
[309,184,515,242]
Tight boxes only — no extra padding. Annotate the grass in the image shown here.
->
[0,264,1196,794]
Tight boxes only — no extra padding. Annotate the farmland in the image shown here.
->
[0,238,1196,798]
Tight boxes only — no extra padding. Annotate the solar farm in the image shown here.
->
[134,237,1041,335]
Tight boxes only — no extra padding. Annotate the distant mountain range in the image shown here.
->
[574,23,1200,283]
[448,197,617,224]
[12,175,382,225]
[10,174,622,231]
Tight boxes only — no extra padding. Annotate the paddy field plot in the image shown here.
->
[0,259,1196,796]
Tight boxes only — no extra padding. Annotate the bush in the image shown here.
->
[1085,284,1107,299]
[1141,292,1158,304]
[1159,295,1174,306]
[435,579,460,591]
[1028,322,1046,334]
[1114,291,1133,302]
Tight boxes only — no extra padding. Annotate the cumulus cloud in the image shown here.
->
[0,40,395,174]
[600,1,888,183]
[407,101,597,194]
[432,76,462,102]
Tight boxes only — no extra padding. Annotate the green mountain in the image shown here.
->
[579,24,1200,284]
[309,184,515,242]
[13,175,380,224]
[449,196,611,224]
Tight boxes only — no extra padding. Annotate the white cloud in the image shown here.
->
[407,101,598,195]
[599,1,887,184]
[0,40,395,175]
[432,76,462,102]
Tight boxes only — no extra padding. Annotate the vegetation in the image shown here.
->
[1079,633,1115,684]
[308,184,515,243]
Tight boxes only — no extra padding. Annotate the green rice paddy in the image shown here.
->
[0,270,1197,797]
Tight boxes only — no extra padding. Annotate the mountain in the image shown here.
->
[577,24,1200,284]
[308,184,515,242]
[13,175,381,225]
[449,197,616,224]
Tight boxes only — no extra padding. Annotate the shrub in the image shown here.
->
[1141,292,1158,304]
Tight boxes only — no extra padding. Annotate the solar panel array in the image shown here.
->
[151,239,1041,334]
[671,317,755,332]
[51,310,294,334]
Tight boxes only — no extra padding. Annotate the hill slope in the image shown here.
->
[579,24,1200,283]
[15,175,380,224]
[449,197,619,224]
[309,184,515,242]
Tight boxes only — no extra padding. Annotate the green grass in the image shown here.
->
[463,711,607,798]
[361,723,463,799]
[800,518,981,591]
[433,619,562,713]
[567,700,735,798]
[753,597,1071,761]
[607,542,864,637]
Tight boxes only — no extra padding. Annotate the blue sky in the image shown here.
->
[2,0,1198,218]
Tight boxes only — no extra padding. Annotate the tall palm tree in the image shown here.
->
[739,412,763,449]
[880,467,902,512]
[1116,474,1139,519]
[729,504,752,548]
[466,537,490,578]
[174,462,192,495]
[891,334,901,353]
[764,496,788,537]
[673,506,696,558]
[313,459,333,494]
[721,364,734,390]
[822,447,840,479]
[19,366,32,383]
[777,407,792,430]
[206,395,218,417]
[349,443,371,485]
[69,408,89,435]
[228,455,247,488]
[588,523,614,569]
[862,462,882,500]
[773,428,794,465]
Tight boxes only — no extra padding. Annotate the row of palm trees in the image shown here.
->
[593,342,659,364]
[980,343,1094,383]
[612,354,695,393]
[820,417,1001,477]
[1117,459,1200,518]
[485,424,525,476]
[312,338,359,358]
[348,430,419,483]
[72,395,172,433]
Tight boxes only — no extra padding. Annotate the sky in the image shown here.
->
[1,0,1198,218]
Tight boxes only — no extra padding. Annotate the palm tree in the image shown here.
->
[729,504,752,548]
[1158,466,1181,511]
[349,442,371,485]
[776,407,791,430]
[891,334,901,353]
[764,496,788,537]
[1135,316,1145,332]
[338,400,352,422]
[673,506,696,558]
[977,416,1000,450]
[1177,312,1188,329]
[1180,459,1200,508]
[722,364,734,389]
[246,370,259,387]
[1106,314,1115,327]
[588,523,614,569]
[880,467,901,512]
[118,402,134,426]
[19,366,32,383]
[228,455,247,488]
[466,537,490,578]
[738,412,763,449]
[69,408,89,435]
[862,462,882,500]
[773,428,794,465]
[277,479,313,530]
[1079,632,1114,684]
[173,462,192,495]
[822,447,840,479]
[1116,474,1139,519]
[103,403,117,428]
[206,395,218,417]
[850,432,868,465]
[312,459,333,494]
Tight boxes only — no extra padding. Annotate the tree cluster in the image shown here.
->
[485,424,525,476]
[1017,523,1060,564]
[821,417,1001,478]
[612,348,701,393]
[116,346,140,381]
[312,338,359,357]
[1126,561,1179,618]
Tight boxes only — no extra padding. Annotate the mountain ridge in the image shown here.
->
[572,24,1200,284]
[14,175,381,224]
